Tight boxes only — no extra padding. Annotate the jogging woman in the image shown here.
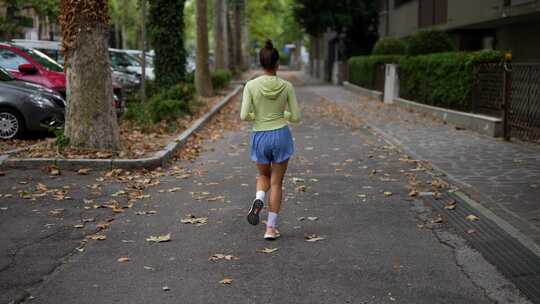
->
[241,40,301,240]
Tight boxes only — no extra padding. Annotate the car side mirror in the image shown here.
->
[18,64,38,75]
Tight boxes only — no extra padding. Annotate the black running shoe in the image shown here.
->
[247,199,264,225]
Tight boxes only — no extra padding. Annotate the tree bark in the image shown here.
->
[213,0,227,70]
[226,2,236,73]
[195,0,213,97]
[233,0,243,70]
[60,0,120,151]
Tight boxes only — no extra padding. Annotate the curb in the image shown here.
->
[1,85,243,171]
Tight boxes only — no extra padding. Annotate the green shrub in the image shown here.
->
[348,55,401,89]
[407,29,456,56]
[372,37,407,55]
[211,69,232,91]
[147,83,195,123]
[399,50,504,111]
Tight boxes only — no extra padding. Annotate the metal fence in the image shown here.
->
[473,63,540,143]
[509,64,540,143]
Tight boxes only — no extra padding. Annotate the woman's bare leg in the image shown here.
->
[268,160,289,213]
[256,163,271,193]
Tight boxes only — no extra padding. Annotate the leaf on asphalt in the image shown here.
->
[309,178,319,182]
[162,286,170,291]
[305,234,325,242]
[181,216,208,225]
[384,191,393,197]
[431,216,444,224]
[117,256,130,262]
[297,217,305,221]
[307,217,319,221]
[111,190,127,197]
[136,210,157,215]
[47,166,61,176]
[73,224,85,229]
[146,233,171,243]
[209,254,239,261]
[257,247,279,254]
[465,214,480,222]
[77,168,91,175]
[295,185,307,192]
[408,190,418,197]
[49,208,65,215]
[292,177,305,184]
[144,266,154,271]
[467,229,476,234]
[88,234,107,241]
[167,187,182,193]
[219,278,233,285]
[444,201,457,210]
[96,222,110,230]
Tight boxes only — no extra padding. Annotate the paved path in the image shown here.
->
[0,73,531,303]
[304,77,540,246]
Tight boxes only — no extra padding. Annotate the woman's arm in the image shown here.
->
[240,85,255,121]
[284,83,301,123]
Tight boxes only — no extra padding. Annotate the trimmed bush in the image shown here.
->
[147,83,196,123]
[407,29,456,56]
[399,50,504,111]
[372,37,407,55]
[348,55,401,89]
[211,69,232,91]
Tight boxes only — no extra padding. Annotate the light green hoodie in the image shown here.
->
[240,75,301,131]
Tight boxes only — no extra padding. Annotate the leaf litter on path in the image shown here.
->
[219,278,233,285]
[305,234,325,242]
[257,247,279,254]
[181,215,208,225]
[146,233,171,243]
[209,254,239,261]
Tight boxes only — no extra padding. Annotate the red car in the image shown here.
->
[0,43,124,114]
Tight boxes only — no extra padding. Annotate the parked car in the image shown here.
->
[0,42,125,115]
[110,48,155,80]
[0,67,65,139]
[11,40,140,95]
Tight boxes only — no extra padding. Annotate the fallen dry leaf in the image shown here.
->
[257,247,279,254]
[295,185,307,192]
[88,234,107,241]
[466,214,480,222]
[209,254,239,261]
[77,168,91,175]
[146,233,171,243]
[219,278,233,285]
[307,217,319,221]
[181,216,208,225]
[431,216,444,224]
[117,256,130,262]
[384,191,393,197]
[445,201,457,210]
[305,234,325,242]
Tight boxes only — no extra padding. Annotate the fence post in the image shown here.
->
[503,62,512,141]
[384,64,399,104]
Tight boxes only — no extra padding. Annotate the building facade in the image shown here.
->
[378,0,540,62]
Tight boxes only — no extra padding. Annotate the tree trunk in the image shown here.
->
[213,0,227,70]
[195,0,213,97]
[226,2,236,73]
[233,0,243,70]
[60,0,120,151]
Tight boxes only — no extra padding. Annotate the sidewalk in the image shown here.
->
[305,76,540,246]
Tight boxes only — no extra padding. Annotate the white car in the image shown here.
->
[110,48,155,80]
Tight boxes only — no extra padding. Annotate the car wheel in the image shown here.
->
[0,108,25,140]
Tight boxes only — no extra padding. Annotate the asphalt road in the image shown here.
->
[0,73,531,304]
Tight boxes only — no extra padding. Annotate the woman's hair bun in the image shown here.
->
[264,39,274,50]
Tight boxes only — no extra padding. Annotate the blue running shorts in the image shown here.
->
[250,126,294,164]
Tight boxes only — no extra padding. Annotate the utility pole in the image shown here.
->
[141,0,147,103]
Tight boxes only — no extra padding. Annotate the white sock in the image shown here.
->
[267,212,278,228]
[255,190,265,202]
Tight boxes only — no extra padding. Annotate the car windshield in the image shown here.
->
[23,47,64,72]
[0,67,14,81]
[111,51,141,68]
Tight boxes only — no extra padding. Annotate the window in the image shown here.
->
[419,0,447,27]
[23,48,63,72]
[0,67,14,81]
[0,49,30,70]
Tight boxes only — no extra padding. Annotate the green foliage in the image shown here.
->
[211,69,232,91]
[399,51,504,111]
[109,0,142,49]
[407,29,456,56]
[148,0,187,89]
[372,37,407,55]
[347,55,401,89]
[53,129,70,148]
[147,83,195,122]
[293,0,378,56]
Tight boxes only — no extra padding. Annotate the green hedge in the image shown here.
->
[399,51,504,111]
[372,37,407,55]
[348,55,401,89]
[407,29,456,56]
[211,69,232,91]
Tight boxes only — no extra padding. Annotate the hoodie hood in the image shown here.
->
[258,76,287,100]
